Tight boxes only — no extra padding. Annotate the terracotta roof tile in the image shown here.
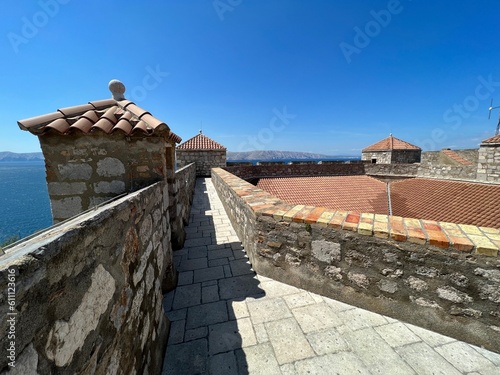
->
[482,134,500,144]
[177,132,226,150]
[362,134,421,152]
[441,149,474,166]
[391,178,500,228]
[18,98,181,142]
[256,176,389,215]
[256,176,500,229]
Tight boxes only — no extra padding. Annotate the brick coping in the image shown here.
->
[212,168,500,257]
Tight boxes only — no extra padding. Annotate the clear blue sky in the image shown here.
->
[2,0,500,155]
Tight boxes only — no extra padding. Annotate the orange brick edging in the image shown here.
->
[212,168,500,257]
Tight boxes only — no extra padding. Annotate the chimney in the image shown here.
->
[18,80,181,223]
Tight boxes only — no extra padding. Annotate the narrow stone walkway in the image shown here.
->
[162,178,500,375]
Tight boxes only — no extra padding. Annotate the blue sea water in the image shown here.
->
[0,161,52,244]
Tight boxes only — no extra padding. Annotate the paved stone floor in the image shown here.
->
[162,178,500,375]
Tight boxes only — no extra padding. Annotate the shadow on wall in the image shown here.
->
[162,178,265,374]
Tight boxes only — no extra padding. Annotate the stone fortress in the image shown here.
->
[0,80,499,373]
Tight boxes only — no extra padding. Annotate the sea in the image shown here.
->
[0,161,52,244]
[0,157,360,245]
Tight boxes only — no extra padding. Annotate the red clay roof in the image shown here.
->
[441,149,473,166]
[256,176,500,228]
[18,99,181,143]
[362,135,421,152]
[482,134,500,144]
[390,178,500,228]
[256,176,389,215]
[177,132,226,150]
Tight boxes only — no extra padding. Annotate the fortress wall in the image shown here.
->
[364,163,419,177]
[169,163,197,250]
[225,160,485,182]
[0,181,175,374]
[417,164,478,180]
[212,168,500,354]
[223,162,365,180]
[176,150,226,177]
[478,144,500,182]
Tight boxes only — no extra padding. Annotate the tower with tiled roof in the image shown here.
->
[18,80,181,222]
[477,134,500,182]
[361,134,421,164]
[176,131,227,176]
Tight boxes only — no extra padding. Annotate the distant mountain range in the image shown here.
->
[0,151,43,162]
[227,150,357,161]
[0,150,358,163]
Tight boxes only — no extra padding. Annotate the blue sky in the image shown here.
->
[2,0,500,155]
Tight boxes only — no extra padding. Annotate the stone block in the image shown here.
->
[96,157,125,177]
[51,196,82,219]
[94,180,126,194]
[57,163,93,180]
[48,182,87,196]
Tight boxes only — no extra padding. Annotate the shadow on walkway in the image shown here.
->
[162,178,265,374]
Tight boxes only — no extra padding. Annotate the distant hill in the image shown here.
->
[227,150,355,161]
[0,151,44,162]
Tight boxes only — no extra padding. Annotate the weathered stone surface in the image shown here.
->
[9,343,38,375]
[475,268,500,282]
[51,196,82,219]
[449,273,470,288]
[96,157,126,177]
[416,266,440,278]
[325,266,343,281]
[94,180,126,194]
[405,276,429,291]
[347,272,370,289]
[311,240,341,263]
[436,286,473,304]
[377,279,398,294]
[450,306,482,318]
[58,163,92,180]
[48,182,87,195]
[410,297,442,309]
[45,265,116,367]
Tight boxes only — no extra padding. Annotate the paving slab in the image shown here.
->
[265,318,315,364]
[162,178,500,375]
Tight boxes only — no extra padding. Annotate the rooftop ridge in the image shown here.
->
[177,132,226,150]
[362,135,421,152]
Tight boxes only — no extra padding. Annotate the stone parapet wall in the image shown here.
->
[223,163,365,180]
[176,150,226,177]
[212,168,500,353]
[169,163,196,250]
[0,181,175,374]
[477,144,500,182]
[39,133,173,222]
[364,163,419,177]
[417,164,478,180]
[421,149,479,166]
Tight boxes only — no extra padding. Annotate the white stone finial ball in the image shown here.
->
[109,79,126,100]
